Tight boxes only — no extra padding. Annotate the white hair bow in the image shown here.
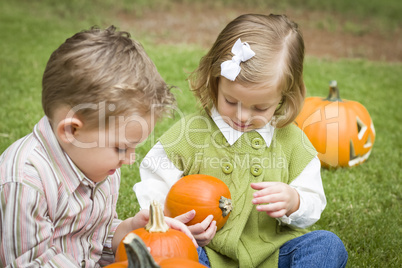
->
[220,38,255,81]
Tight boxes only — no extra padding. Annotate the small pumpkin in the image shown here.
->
[115,200,198,263]
[295,81,375,168]
[164,174,233,231]
[106,233,205,268]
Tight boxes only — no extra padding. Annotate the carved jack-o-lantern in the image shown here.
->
[295,81,375,168]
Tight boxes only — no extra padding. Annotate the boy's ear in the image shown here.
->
[56,117,84,144]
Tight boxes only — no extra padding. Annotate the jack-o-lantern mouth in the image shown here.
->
[349,140,373,166]
[349,116,375,166]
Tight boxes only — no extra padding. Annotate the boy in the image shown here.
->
[0,26,194,267]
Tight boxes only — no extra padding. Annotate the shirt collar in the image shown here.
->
[210,107,275,147]
[33,116,96,191]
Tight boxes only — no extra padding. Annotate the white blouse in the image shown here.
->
[134,108,326,229]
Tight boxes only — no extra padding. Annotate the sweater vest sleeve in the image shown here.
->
[275,124,317,182]
[158,112,210,174]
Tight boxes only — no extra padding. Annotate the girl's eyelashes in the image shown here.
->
[224,93,273,112]
[225,97,270,112]
[254,106,270,112]
[225,98,237,105]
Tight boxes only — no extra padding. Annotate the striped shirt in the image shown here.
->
[0,116,122,268]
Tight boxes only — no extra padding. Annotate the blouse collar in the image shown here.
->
[210,107,275,147]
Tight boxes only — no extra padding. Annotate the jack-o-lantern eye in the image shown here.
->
[356,116,374,148]
[356,116,367,140]
[295,81,376,168]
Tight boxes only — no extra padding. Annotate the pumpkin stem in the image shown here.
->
[219,196,233,217]
[325,80,342,102]
[145,200,170,233]
[123,232,160,268]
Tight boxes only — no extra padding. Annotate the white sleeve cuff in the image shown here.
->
[278,156,326,229]
[133,142,183,209]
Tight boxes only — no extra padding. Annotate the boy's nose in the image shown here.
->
[121,149,136,165]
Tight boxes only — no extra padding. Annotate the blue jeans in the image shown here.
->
[197,246,211,267]
[198,230,347,268]
[279,230,348,268]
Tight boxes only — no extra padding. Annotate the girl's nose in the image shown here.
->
[236,104,251,123]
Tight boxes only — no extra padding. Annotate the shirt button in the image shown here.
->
[251,137,264,149]
[250,164,263,176]
[222,163,233,174]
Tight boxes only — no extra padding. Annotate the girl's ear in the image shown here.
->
[56,117,84,145]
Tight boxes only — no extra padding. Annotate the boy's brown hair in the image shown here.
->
[189,14,305,128]
[42,25,175,129]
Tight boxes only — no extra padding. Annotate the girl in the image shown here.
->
[134,14,348,267]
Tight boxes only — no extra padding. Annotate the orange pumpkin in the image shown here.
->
[107,233,205,268]
[295,81,375,168]
[105,260,128,268]
[115,201,198,263]
[164,174,233,231]
[158,258,207,267]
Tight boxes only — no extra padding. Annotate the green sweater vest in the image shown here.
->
[159,110,317,267]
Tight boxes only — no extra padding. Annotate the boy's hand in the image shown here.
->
[131,209,150,229]
[130,209,197,247]
[175,210,217,247]
[250,182,300,218]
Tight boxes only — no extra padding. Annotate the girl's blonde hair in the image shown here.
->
[42,26,175,129]
[189,14,305,128]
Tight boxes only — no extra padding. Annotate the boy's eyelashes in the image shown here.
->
[115,147,128,154]
[224,98,270,112]
[115,142,141,153]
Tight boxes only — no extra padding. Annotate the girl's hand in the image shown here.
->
[164,216,198,248]
[250,182,300,218]
[175,210,217,247]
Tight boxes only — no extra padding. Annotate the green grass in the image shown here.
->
[303,58,402,266]
[1,0,401,267]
